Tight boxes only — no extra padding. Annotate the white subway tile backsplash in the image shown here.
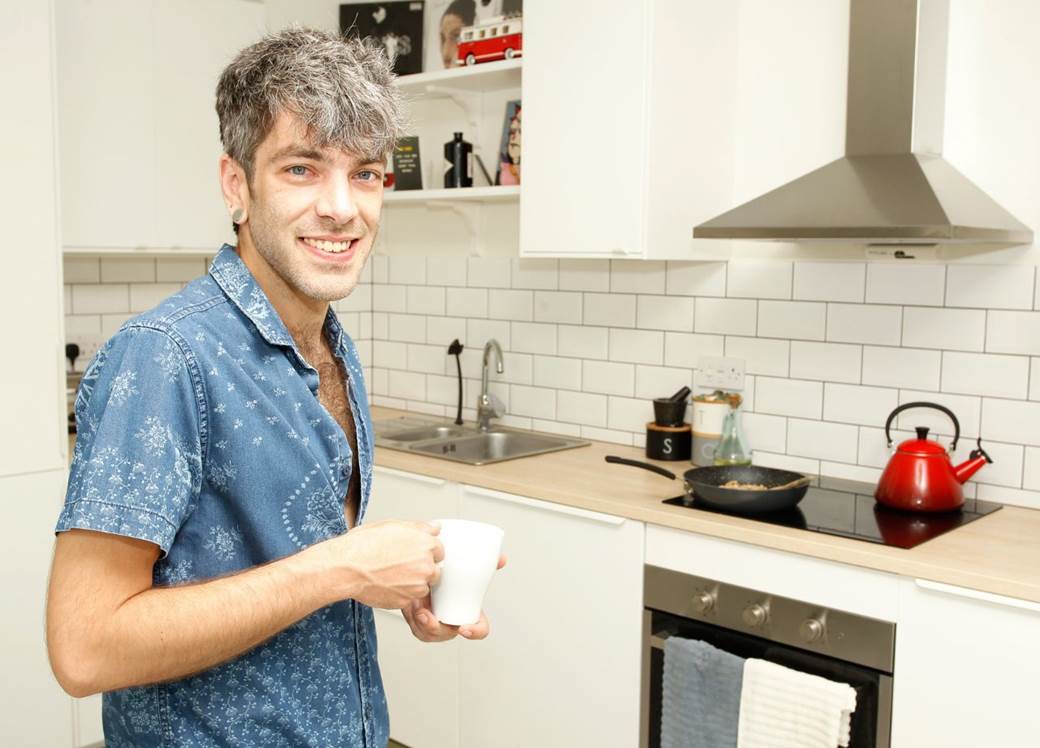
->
[942,351,1029,399]
[663,332,725,368]
[64,256,100,284]
[827,304,902,345]
[794,262,865,302]
[493,353,533,386]
[637,295,694,332]
[339,284,372,312]
[370,367,388,396]
[370,255,389,284]
[532,419,582,437]
[582,360,635,396]
[72,284,129,314]
[373,340,407,369]
[1031,359,1040,401]
[510,384,556,419]
[610,259,666,294]
[865,263,945,306]
[694,298,757,336]
[981,398,1040,447]
[608,396,652,432]
[388,370,425,400]
[862,346,940,390]
[372,284,406,312]
[446,288,488,318]
[753,451,820,475]
[902,307,985,352]
[580,425,634,446]
[533,356,582,390]
[1023,447,1040,491]
[584,293,635,327]
[467,318,511,350]
[512,258,558,290]
[426,255,467,286]
[426,374,458,406]
[559,325,608,360]
[757,301,826,341]
[557,390,608,427]
[755,377,823,419]
[467,257,511,288]
[609,328,664,365]
[859,425,910,468]
[819,461,882,484]
[101,257,155,283]
[388,255,426,285]
[634,365,693,400]
[406,286,446,316]
[947,265,1034,310]
[534,291,582,324]
[425,316,465,347]
[558,259,610,292]
[725,337,789,377]
[64,314,102,338]
[896,391,981,440]
[666,261,726,297]
[790,341,861,383]
[101,313,132,337]
[512,322,557,355]
[388,314,426,343]
[727,261,792,300]
[986,311,1040,355]
[742,412,787,453]
[64,285,72,311]
[975,483,1040,511]
[787,418,859,463]
[156,257,206,282]
[488,289,534,321]
[407,344,447,374]
[966,440,1022,488]
[823,383,898,426]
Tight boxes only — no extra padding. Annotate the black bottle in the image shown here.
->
[443,132,473,188]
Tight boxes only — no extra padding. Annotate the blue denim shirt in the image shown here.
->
[56,245,388,747]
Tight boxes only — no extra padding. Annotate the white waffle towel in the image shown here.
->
[736,658,857,748]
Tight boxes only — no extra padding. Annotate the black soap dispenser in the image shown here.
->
[443,132,473,188]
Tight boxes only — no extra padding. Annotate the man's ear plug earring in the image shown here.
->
[232,208,246,224]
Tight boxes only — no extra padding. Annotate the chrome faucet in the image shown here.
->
[477,338,505,431]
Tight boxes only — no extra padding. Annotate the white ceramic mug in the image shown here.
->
[431,519,504,625]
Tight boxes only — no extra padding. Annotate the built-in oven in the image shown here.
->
[641,565,895,747]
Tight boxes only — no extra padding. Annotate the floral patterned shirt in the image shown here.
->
[56,245,388,747]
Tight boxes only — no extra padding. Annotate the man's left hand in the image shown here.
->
[401,554,507,642]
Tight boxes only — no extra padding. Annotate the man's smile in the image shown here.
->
[299,235,360,254]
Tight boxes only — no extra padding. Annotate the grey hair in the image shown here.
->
[216,27,406,179]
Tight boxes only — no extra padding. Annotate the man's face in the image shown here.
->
[241,112,384,303]
[440,12,464,68]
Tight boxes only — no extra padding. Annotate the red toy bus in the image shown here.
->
[455,15,523,66]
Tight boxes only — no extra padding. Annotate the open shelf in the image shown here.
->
[384,185,520,204]
[395,58,522,98]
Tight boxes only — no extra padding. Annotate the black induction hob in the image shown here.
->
[663,476,1002,549]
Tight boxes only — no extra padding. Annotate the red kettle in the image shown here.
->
[874,402,992,512]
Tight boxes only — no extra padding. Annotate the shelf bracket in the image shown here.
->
[422,85,482,129]
[425,201,481,254]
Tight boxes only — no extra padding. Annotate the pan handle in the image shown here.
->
[604,455,676,480]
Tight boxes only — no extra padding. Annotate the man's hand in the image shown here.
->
[401,554,508,642]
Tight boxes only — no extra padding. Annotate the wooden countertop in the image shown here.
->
[372,407,1040,604]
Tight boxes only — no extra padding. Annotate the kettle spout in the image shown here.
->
[954,448,991,484]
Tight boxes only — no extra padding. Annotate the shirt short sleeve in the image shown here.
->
[57,324,205,555]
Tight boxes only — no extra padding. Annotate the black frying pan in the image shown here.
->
[605,456,811,513]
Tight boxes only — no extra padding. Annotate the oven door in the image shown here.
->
[641,608,892,748]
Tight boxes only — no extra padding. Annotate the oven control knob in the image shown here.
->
[742,602,768,627]
[691,590,715,614]
[800,617,826,643]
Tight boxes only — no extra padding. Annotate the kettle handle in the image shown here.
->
[884,401,960,451]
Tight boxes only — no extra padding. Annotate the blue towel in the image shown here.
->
[661,637,745,748]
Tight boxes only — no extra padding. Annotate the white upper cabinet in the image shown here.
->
[520,0,739,259]
[56,0,266,251]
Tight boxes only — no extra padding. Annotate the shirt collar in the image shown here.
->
[208,244,296,348]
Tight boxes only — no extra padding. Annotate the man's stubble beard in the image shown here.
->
[247,199,377,304]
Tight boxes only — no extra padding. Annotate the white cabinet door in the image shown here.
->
[458,484,644,748]
[74,693,104,746]
[892,579,1040,746]
[368,467,461,748]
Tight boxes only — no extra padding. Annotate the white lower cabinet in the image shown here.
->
[891,579,1040,746]
[457,485,644,748]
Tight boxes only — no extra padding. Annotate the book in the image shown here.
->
[341,2,425,76]
[392,136,423,190]
[495,99,521,186]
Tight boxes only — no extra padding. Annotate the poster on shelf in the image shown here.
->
[495,100,521,186]
[340,2,425,76]
[392,136,423,190]
[423,0,522,71]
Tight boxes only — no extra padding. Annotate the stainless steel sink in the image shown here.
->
[374,417,588,466]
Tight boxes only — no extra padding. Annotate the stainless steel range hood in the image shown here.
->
[694,0,1033,245]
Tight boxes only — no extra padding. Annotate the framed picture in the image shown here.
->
[424,0,523,71]
[495,99,521,186]
[341,2,425,76]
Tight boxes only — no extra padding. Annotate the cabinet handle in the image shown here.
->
[914,579,1040,614]
[462,484,625,526]
[373,466,447,487]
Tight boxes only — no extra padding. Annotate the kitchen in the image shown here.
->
[6,0,1040,746]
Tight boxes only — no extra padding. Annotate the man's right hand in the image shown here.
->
[312,520,444,609]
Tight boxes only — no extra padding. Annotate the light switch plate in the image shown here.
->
[695,356,745,391]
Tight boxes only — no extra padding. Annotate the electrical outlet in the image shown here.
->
[66,334,106,374]
[695,356,745,391]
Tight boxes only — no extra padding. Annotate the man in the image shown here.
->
[46,28,502,746]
